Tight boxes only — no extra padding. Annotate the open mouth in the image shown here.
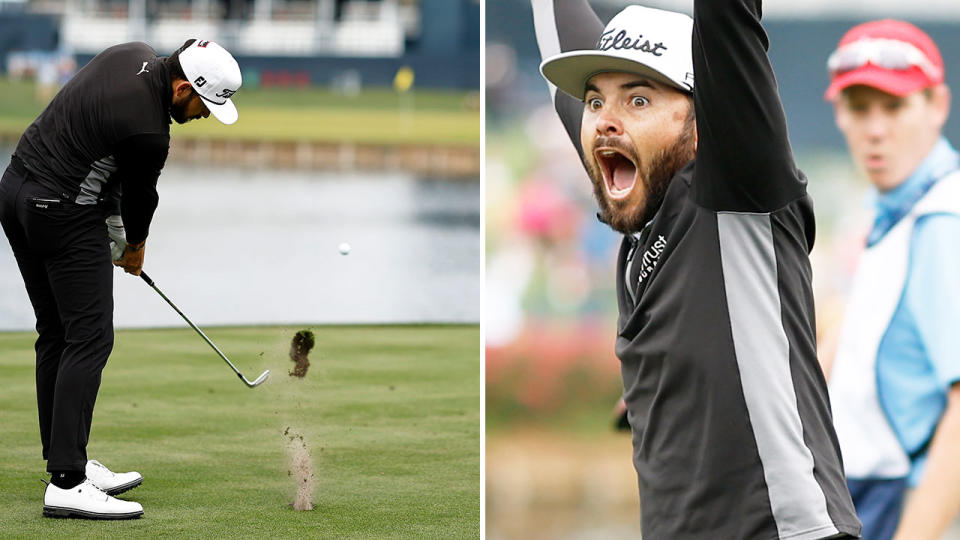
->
[865,153,885,170]
[596,147,639,200]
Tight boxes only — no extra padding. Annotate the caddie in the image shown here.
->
[825,20,960,540]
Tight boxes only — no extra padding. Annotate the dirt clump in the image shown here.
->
[289,330,315,378]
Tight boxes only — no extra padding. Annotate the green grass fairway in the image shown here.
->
[169,106,478,146]
[0,79,480,146]
[0,325,480,539]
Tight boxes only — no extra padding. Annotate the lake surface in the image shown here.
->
[0,152,480,329]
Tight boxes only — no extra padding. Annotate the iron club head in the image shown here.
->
[245,370,270,388]
[141,271,271,389]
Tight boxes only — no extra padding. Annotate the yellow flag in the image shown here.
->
[394,66,414,93]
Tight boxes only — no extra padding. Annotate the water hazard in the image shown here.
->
[0,153,480,329]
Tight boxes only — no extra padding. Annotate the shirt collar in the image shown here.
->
[875,138,957,215]
[868,137,959,245]
[151,57,173,125]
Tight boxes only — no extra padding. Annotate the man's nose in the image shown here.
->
[863,110,889,140]
[596,107,624,136]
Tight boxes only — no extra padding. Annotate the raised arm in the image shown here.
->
[691,0,805,212]
[532,0,604,161]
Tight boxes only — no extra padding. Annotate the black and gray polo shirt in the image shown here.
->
[15,42,172,244]
[533,0,862,538]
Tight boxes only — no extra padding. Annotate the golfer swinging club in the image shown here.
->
[0,38,241,519]
[533,0,861,537]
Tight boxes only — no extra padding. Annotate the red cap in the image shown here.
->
[825,20,944,101]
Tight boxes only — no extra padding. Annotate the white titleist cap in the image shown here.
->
[179,39,242,125]
[540,6,694,100]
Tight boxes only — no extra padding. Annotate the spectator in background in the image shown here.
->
[825,20,960,540]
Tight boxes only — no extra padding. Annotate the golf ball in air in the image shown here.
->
[338,242,351,255]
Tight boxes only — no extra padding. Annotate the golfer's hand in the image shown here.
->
[114,241,145,275]
[105,215,126,261]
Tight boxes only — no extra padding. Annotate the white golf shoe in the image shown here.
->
[43,479,143,519]
[85,460,143,496]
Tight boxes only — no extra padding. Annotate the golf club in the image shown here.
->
[139,271,270,388]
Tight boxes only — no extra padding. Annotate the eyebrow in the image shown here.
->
[622,80,655,90]
[584,78,656,95]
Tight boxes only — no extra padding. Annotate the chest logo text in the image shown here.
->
[636,235,667,286]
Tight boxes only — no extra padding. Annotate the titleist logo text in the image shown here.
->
[598,29,668,56]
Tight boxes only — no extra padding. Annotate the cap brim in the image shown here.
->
[540,50,685,100]
[205,98,238,125]
[825,65,932,101]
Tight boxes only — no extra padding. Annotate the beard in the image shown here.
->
[170,91,202,124]
[170,99,191,124]
[170,98,190,124]
[585,109,696,234]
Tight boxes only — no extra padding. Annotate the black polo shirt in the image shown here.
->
[533,0,862,538]
[15,42,172,244]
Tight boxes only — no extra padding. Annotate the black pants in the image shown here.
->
[0,156,113,473]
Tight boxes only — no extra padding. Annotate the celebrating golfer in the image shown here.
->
[533,0,861,537]
[824,20,960,540]
[0,39,241,519]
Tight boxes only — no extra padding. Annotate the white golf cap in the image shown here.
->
[179,39,242,125]
[540,6,694,100]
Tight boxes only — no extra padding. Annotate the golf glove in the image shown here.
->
[106,215,126,261]
[114,241,146,275]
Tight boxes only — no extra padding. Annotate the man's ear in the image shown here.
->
[172,80,193,100]
[931,84,951,130]
[832,97,849,133]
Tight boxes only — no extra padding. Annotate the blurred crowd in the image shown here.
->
[485,3,960,426]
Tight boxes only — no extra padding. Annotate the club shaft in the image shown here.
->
[139,272,246,380]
